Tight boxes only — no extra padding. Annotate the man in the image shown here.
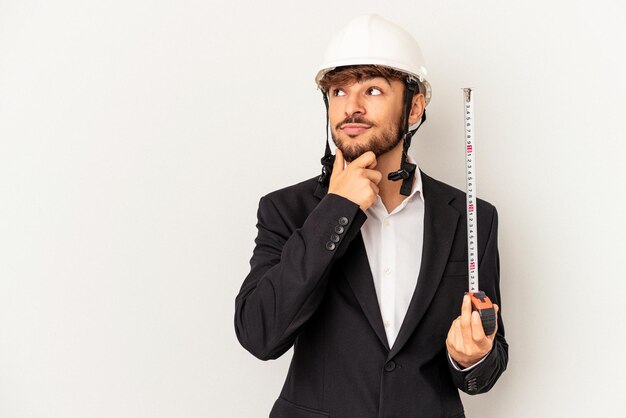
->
[234,14,508,418]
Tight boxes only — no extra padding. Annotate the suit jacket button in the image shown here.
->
[330,233,340,243]
[338,216,348,226]
[334,225,345,234]
[384,361,396,372]
[325,241,336,251]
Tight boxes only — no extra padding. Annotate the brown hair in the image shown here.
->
[318,64,423,95]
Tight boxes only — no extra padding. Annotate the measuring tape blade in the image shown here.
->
[462,87,497,336]
[463,87,479,293]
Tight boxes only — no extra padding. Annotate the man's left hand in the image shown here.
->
[446,294,499,368]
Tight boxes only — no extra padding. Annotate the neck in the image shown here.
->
[355,141,414,212]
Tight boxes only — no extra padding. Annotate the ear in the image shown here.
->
[408,93,425,125]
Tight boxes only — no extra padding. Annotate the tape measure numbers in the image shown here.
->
[462,88,496,336]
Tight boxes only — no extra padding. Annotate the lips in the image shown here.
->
[340,124,371,136]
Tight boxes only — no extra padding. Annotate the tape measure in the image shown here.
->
[463,88,496,336]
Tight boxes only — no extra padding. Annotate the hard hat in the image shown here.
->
[315,14,432,107]
[316,14,430,197]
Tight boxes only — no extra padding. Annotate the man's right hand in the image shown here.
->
[328,148,382,212]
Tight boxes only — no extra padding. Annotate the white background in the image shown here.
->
[1,1,624,417]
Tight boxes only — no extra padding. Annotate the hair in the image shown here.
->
[318,64,424,96]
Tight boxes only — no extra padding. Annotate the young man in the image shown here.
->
[234,14,508,418]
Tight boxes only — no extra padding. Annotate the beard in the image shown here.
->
[331,114,404,163]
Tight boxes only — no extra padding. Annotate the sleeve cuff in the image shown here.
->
[447,348,491,372]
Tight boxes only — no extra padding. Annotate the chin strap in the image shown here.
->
[318,91,335,187]
[388,80,426,196]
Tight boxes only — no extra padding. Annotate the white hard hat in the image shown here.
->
[315,14,432,106]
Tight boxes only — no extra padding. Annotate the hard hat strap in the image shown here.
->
[388,80,427,196]
[318,92,335,187]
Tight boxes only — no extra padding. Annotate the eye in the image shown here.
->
[332,88,345,97]
[367,87,382,96]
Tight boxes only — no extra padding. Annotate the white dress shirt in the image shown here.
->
[347,153,489,372]
[359,153,424,350]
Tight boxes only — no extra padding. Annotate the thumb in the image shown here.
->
[333,148,344,172]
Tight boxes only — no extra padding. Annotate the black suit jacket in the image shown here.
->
[234,170,508,418]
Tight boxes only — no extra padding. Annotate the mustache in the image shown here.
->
[336,115,377,130]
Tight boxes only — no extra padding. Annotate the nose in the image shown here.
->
[344,92,365,118]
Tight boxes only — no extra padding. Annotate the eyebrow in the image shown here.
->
[333,76,392,90]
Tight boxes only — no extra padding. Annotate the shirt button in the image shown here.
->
[325,241,336,251]
[334,225,345,234]
[383,320,390,328]
[384,361,396,372]
[383,219,390,227]
[338,216,348,226]
[384,267,391,275]
[330,233,340,243]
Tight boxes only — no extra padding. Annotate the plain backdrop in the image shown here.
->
[1,1,625,417]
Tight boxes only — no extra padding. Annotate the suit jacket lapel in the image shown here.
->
[387,171,459,359]
[340,233,391,352]
[312,170,459,358]
[314,180,390,351]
